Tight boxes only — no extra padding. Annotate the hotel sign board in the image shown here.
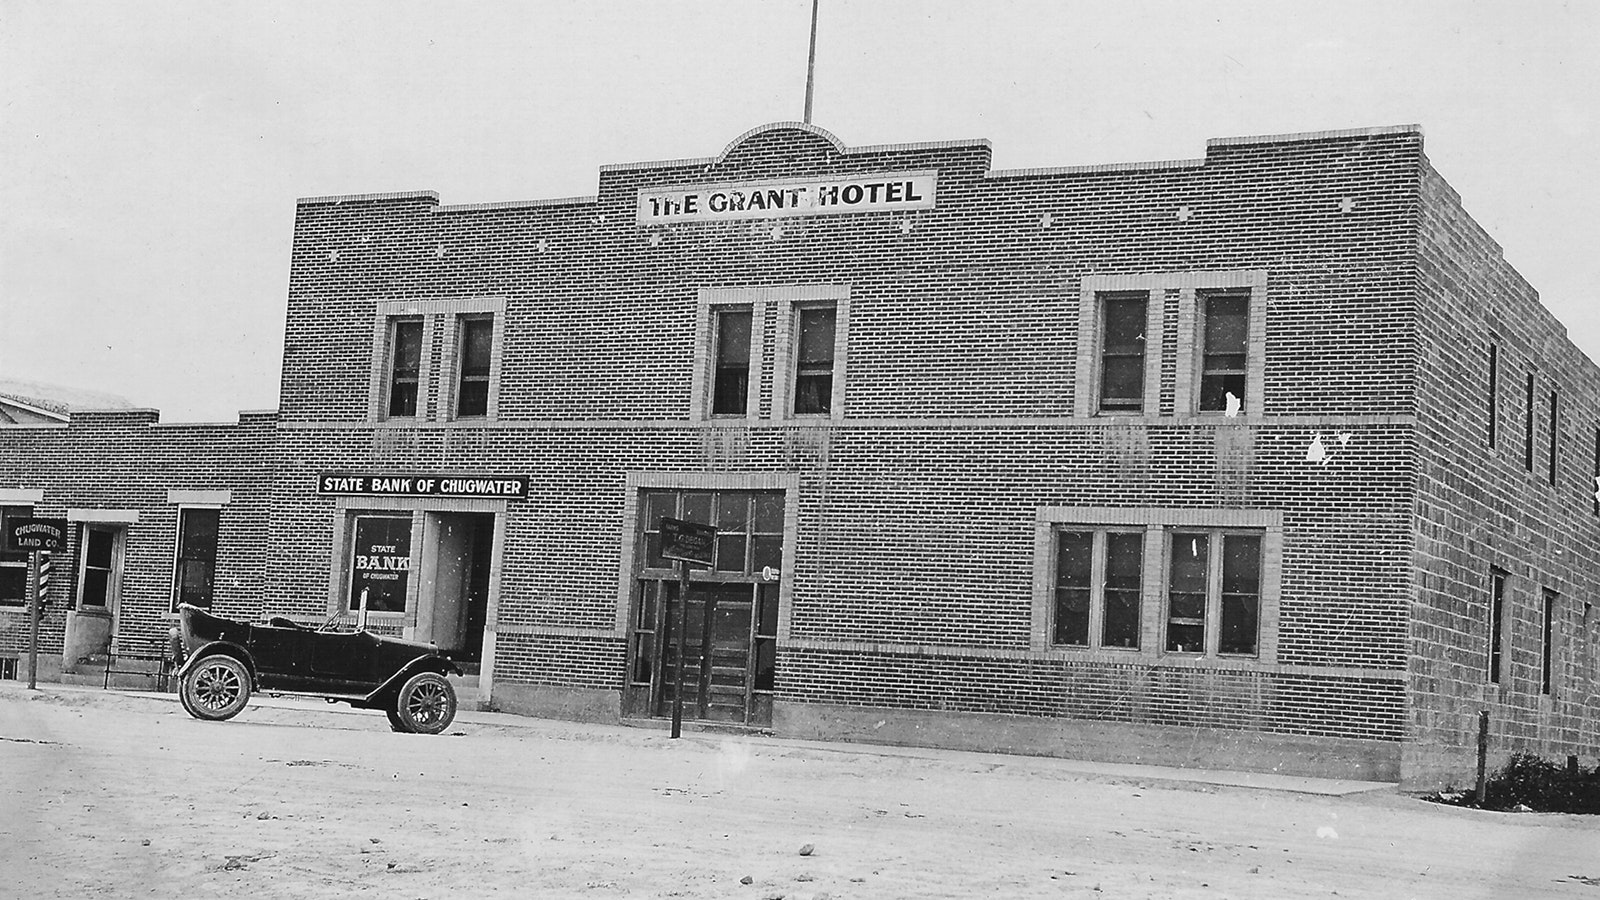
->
[318,473,530,499]
[637,170,937,224]
[659,517,717,567]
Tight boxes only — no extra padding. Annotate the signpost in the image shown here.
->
[5,517,68,690]
[658,517,717,739]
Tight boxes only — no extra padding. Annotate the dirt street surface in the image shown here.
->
[2,684,1596,899]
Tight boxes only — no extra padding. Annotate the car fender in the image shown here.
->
[175,641,257,683]
[363,654,461,705]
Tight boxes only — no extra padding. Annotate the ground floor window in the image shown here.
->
[171,507,220,610]
[1,506,31,606]
[348,514,413,613]
[1036,508,1280,661]
[77,525,121,609]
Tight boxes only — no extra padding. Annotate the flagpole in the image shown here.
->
[803,0,819,124]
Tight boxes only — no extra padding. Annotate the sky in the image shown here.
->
[3,0,1597,422]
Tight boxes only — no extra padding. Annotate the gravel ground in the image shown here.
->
[2,682,1597,899]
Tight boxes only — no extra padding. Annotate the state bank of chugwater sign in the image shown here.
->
[637,170,937,224]
[318,473,530,499]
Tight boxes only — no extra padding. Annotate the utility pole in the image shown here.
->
[803,0,819,124]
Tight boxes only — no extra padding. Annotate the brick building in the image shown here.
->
[3,122,1597,787]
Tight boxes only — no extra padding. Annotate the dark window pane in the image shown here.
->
[752,495,784,533]
[1103,532,1143,648]
[1167,532,1209,652]
[715,533,747,573]
[750,535,782,573]
[1221,535,1261,595]
[757,585,779,638]
[793,373,832,415]
[460,317,493,374]
[643,492,677,530]
[348,516,411,612]
[716,493,749,529]
[1054,532,1093,646]
[797,307,836,365]
[712,370,749,415]
[1219,593,1259,656]
[82,569,109,607]
[86,530,114,568]
[456,380,489,417]
[715,309,752,364]
[177,560,213,608]
[754,639,776,691]
[1102,296,1147,350]
[644,533,665,568]
[1202,294,1249,355]
[680,493,712,525]
[1198,372,1247,412]
[387,382,418,418]
[179,509,219,557]
[1100,357,1145,409]
[0,566,25,604]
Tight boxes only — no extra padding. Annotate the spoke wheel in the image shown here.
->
[180,656,251,721]
[393,671,456,734]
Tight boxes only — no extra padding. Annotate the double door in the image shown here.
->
[631,579,778,726]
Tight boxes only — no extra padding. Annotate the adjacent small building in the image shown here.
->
[3,122,1597,787]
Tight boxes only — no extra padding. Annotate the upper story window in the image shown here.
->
[1076,270,1265,418]
[1487,566,1508,684]
[1198,292,1249,413]
[793,305,837,416]
[1486,343,1499,448]
[455,315,494,418]
[1097,294,1148,414]
[711,307,754,416]
[172,507,220,611]
[0,505,32,607]
[368,299,503,423]
[385,318,424,418]
[1524,372,1536,472]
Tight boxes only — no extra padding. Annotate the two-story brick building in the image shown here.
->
[4,122,1596,787]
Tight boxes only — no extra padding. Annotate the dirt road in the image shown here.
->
[2,684,1596,899]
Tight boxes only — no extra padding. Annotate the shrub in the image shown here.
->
[1481,752,1600,813]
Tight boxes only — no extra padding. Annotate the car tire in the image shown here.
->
[386,707,408,732]
[180,655,252,721]
[393,671,456,734]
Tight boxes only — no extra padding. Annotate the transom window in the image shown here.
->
[639,489,784,575]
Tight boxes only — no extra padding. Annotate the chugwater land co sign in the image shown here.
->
[318,473,530,499]
[4,517,68,552]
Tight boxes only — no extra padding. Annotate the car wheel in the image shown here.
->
[393,671,456,734]
[180,655,251,721]
[386,707,408,732]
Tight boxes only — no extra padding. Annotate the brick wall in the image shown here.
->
[0,410,275,659]
[1411,157,1600,785]
[268,124,1430,752]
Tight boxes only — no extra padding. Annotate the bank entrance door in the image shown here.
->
[625,489,783,727]
[418,512,494,670]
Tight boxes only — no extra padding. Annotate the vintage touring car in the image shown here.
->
[175,604,461,733]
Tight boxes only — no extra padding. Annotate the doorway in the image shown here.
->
[623,488,784,727]
[419,512,494,669]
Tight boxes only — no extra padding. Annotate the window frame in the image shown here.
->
[1162,529,1265,658]
[452,313,496,419]
[1049,527,1147,651]
[170,505,222,612]
[1487,566,1508,685]
[1076,271,1265,418]
[788,301,840,418]
[709,305,756,417]
[1033,507,1281,663]
[76,524,123,611]
[384,316,425,419]
[1,505,33,607]
[1195,290,1251,414]
[368,298,504,423]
